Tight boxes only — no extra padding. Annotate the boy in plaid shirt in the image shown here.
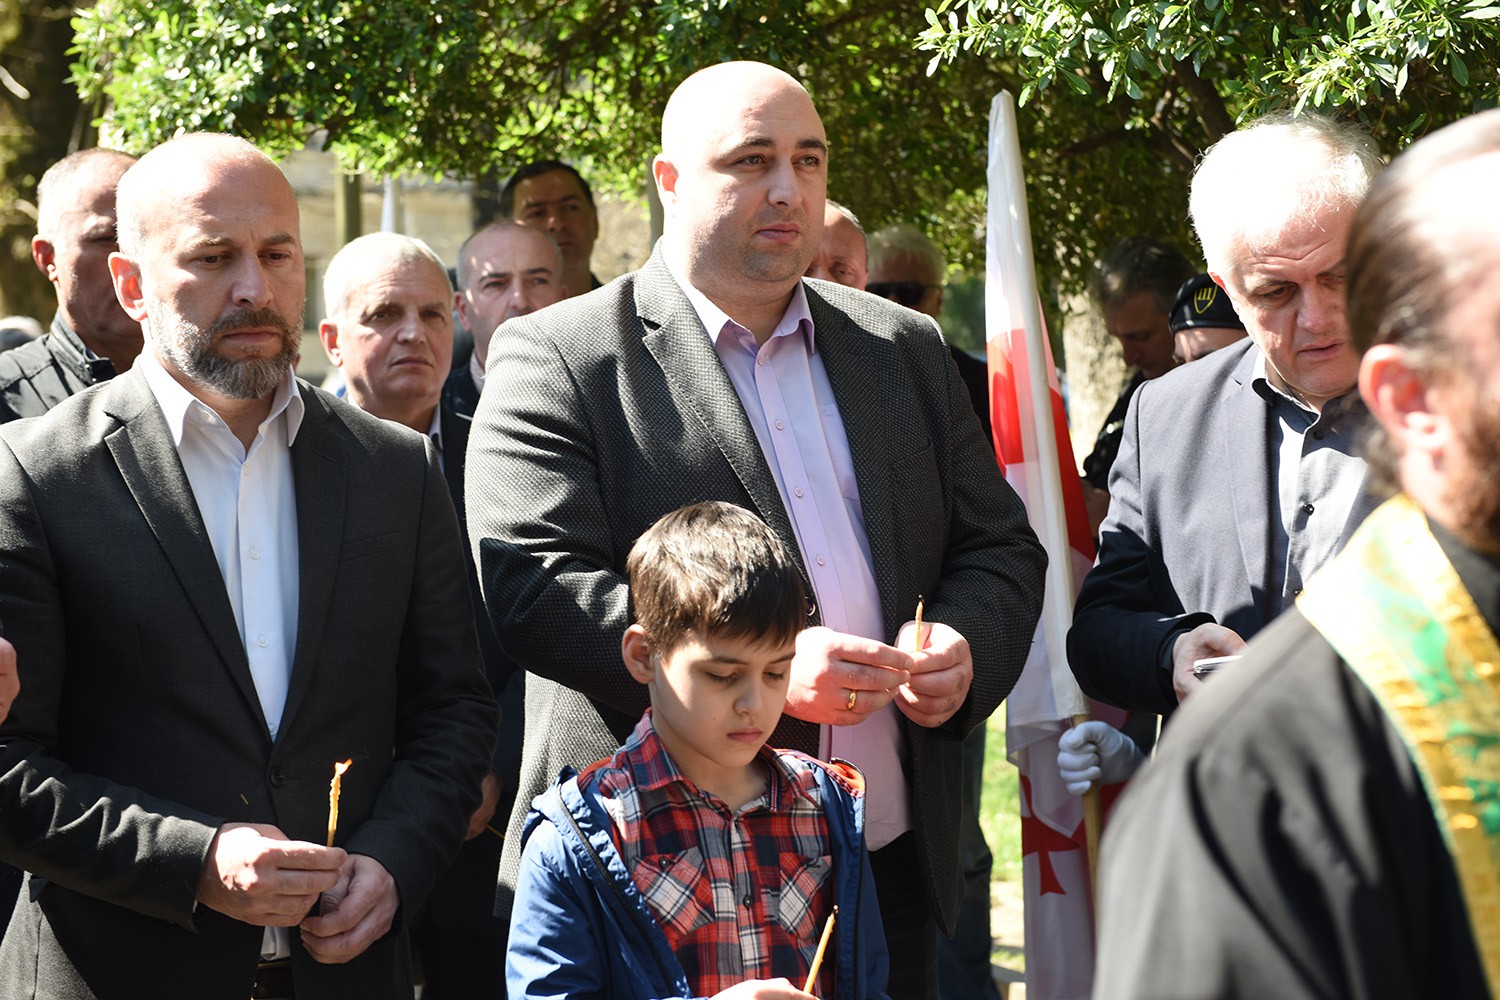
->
[507,501,890,1000]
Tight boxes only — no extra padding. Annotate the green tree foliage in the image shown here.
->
[917,0,1500,277]
[61,0,1500,331]
[70,0,1013,272]
[0,1,98,321]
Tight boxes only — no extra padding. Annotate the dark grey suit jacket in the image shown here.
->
[466,247,1046,934]
[0,369,498,1000]
[1068,340,1377,717]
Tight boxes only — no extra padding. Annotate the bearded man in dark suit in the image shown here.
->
[466,60,1045,1000]
[0,133,497,1000]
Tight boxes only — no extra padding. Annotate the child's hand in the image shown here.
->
[712,978,818,999]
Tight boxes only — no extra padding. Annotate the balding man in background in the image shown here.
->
[0,148,141,421]
[318,232,454,437]
[319,228,555,997]
[468,61,1045,999]
[0,134,496,999]
[805,200,869,289]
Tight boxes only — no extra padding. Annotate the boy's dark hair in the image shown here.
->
[626,501,807,653]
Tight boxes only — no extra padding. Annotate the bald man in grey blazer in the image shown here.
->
[467,62,1044,1000]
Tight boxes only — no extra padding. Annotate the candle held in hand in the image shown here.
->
[804,903,838,993]
[913,596,925,655]
[326,758,353,848]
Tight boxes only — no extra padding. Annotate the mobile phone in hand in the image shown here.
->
[1192,654,1242,678]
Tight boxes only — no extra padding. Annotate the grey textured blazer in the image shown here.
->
[0,369,498,1000]
[466,246,1046,934]
[1068,339,1377,717]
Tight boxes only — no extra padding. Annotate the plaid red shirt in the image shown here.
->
[583,711,836,997]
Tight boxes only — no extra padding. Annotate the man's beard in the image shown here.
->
[1445,375,1500,555]
[152,304,301,400]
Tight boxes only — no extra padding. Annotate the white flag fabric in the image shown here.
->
[985,92,1125,1000]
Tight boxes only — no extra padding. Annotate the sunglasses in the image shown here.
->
[867,281,939,308]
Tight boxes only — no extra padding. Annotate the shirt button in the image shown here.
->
[1301,502,1315,515]
[757,357,767,367]
[257,635,270,648]
[742,894,752,907]
[1313,429,1325,441]
[249,547,261,561]
[774,419,784,431]
[816,555,826,566]
[794,487,804,498]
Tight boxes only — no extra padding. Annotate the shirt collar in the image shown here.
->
[426,404,443,453]
[664,256,816,353]
[625,709,816,811]
[468,350,486,393]
[136,348,304,449]
[1250,350,1359,418]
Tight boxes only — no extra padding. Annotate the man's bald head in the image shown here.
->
[653,61,828,335]
[116,133,287,259]
[660,61,815,157]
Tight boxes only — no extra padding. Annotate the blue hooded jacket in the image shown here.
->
[506,755,891,1000]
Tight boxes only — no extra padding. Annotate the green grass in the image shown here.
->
[980,706,1022,883]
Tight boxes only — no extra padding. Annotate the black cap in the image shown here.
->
[1169,274,1245,333]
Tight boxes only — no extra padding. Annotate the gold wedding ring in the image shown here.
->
[846,689,857,711]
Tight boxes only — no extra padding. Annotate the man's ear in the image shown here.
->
[621,624,657,684]
[318,319,344,368]
[652,155,678,206]
[31,236,55,280]
[453,291,470,335]
[1360,343,1445,451]
[107,252,149,322]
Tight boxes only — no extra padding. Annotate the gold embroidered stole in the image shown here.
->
[1298,494,1500,994]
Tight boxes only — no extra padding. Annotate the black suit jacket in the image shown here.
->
[442,370,523,783]
[0,369,498,999]
[466,247,1046,933]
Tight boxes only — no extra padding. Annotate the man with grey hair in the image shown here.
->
[1068,112,1383,723]
[0,133,496,998]
[319,232,454,435]
[867,222,945,315]
[1093,107,1500,1000]
[0,147,141,422]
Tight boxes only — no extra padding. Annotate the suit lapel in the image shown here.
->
[1222,345,1276,624]
[102,370,265,727]
[806,288,901,637]
[279,387,346,737]
[634,250,806,579]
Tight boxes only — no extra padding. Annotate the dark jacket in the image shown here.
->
[0,369,498,999]
[0,313,119,422]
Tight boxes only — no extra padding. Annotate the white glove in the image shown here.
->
[1057,720,1146,795]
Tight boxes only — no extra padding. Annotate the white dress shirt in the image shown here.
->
[138,351,305,962]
